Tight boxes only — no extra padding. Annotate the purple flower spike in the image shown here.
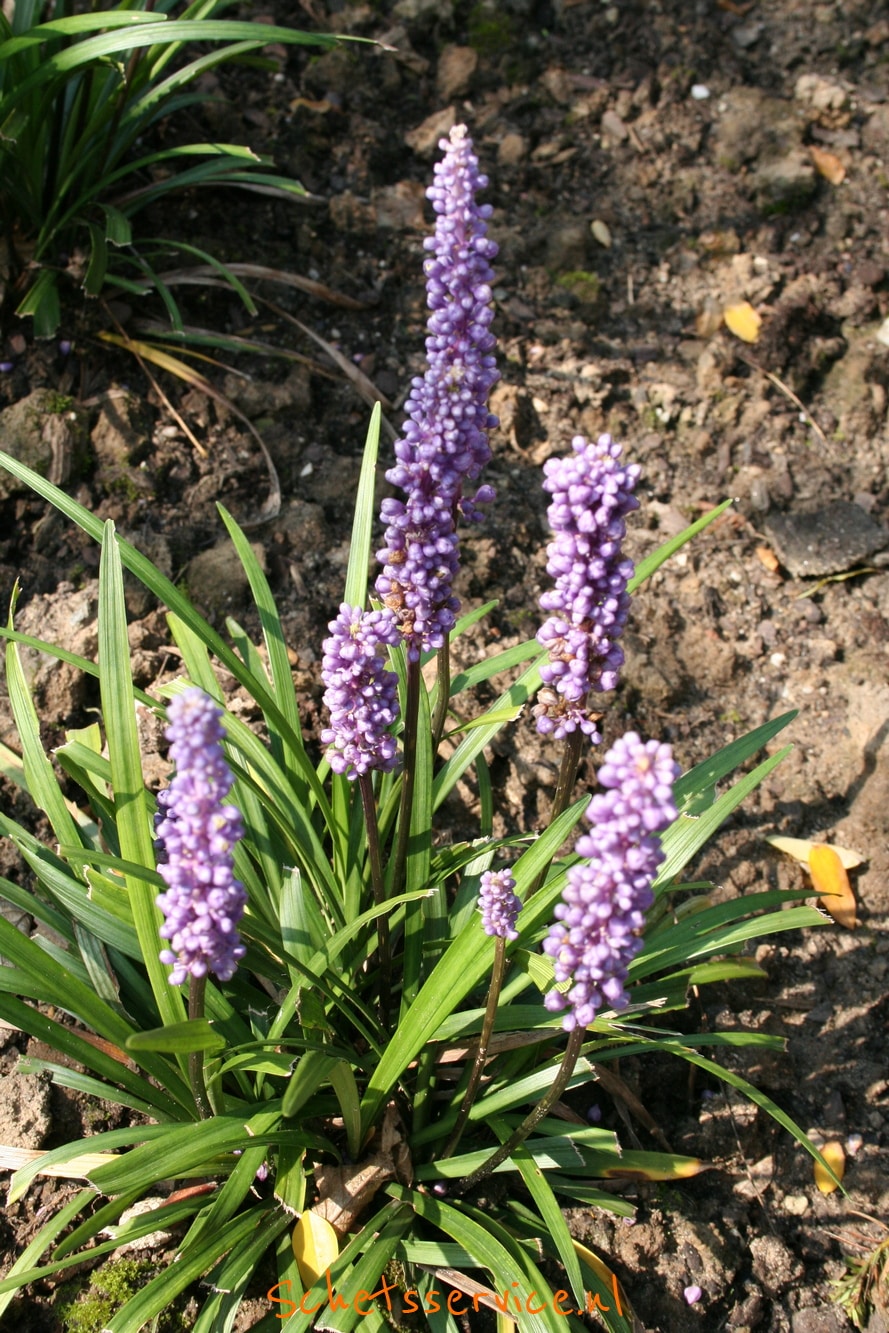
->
[479,867,521,940]
[534,434,640,741]
[543,732,679,1030]
[321,605,402,778]
[376,124,499,659]
[155,689,247,986]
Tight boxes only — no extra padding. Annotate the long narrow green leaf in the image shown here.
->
[4,616,83,854]
[433,652,546,809]
[344,403,382,608]
[106,1205,281,1333]
[656,746,793,889]
[628,499,734,591]
[359,800,587,1137]
[0,1194,213,1297]
[0,994,186,1128]
[192,1208,293,1333]
[281,1204,413,1333]
[600,1040,833,1173]
[632,902,825,980]
[0,1188,94,1317]
[16,1058,163,1119]
[491,1124,586,1306]
[388,1185,579,1333]
[672,710,797,815]
[0,910,188,1101]
[448,637,543,699]
[1,17,334,81]
[98,522,183,1031]
[217,505,307,784]
[0,453,308,769]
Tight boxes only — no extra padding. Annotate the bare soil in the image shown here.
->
[1,0,888,1329]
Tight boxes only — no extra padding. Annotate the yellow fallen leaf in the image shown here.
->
[814,1140,845,1193]
[809,844,858,928]
[766,835,863,870]
[292,1210,339,1286]
[809,145,846,185]
[724,301,762,343]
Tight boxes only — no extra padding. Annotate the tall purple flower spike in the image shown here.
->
[543,732,679,1030]
[479,867,521,941]
[321,604,402,778]
[376,124,499,660]
[155,688,247,986]
[534,434,640,741]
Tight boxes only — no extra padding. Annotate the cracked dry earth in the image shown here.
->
[2,0,889,1328]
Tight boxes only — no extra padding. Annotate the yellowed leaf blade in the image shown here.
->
[2,1145,120,1179]
[572,1239,641,1327]
[814,1140,845,1193]
[809,844,858,928]
[766,836,863,870]
[724,301,762,343]
[809,145,846,185]
[602,1152,709,1181]
[292,1210,340,1286]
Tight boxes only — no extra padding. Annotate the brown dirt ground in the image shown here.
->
[1,0,889,1329]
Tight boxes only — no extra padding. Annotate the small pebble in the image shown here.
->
[783,1194,810,1216]
[846,1134,863,1157]
[691,84,711,100]
[590,219,612,248]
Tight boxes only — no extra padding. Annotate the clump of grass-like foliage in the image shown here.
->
[0,0,336,337]
[0,126,835,1332]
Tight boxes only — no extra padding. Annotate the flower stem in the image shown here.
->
[455,1025,585,1192]
[438,935,507,1161]
[188,974,213,1120]
[431,633,451,749]
[526,726,585,900]
[358,771,391,1027]
[388,654,421,898]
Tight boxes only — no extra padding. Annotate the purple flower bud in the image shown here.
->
[155,689,247,986]
[533,435,640,740]
[320,605,401,778]
[376,125,499,659]
[543,732,679,1030]
[479,867,521,940]
[684,1285,703,1306]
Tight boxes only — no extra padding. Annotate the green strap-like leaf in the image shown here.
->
[98,522,184,1033]
[344,403,382,608]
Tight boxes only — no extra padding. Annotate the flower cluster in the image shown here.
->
[543,732,679,1030]
[321,605,401,778]
[478,867,521,940]
[375,124,499,660]
[155,689,247,986]
[533,434,640,741]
